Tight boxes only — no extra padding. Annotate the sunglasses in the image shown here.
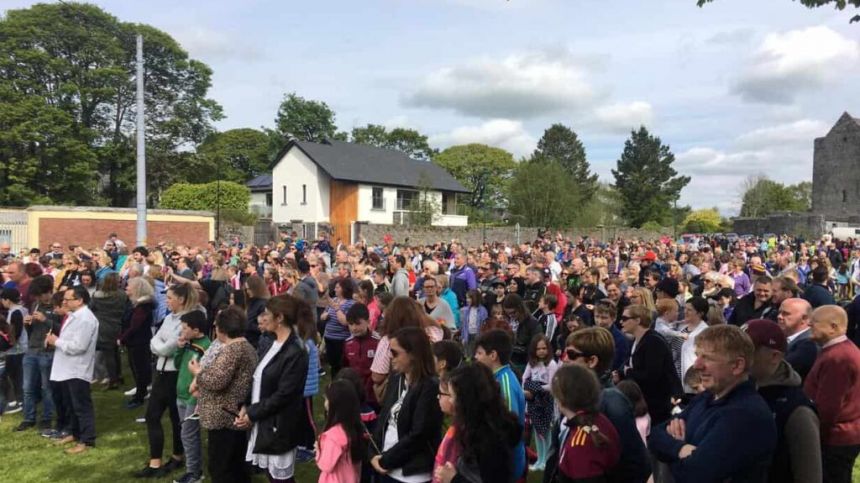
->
[619,315,635,322]
[565,349,590,361]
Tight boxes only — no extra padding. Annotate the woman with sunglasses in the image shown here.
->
[371,327,443,483]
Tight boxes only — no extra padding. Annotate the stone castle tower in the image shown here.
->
[812,112,860,221]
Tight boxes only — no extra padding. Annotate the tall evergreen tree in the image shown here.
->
[531,124,598,204]
[612,127,690,227]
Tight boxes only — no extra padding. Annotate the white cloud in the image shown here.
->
[592,101,654,134]
[429,119,536,158]
[735,119,829,149]
[404,50,599,119]
[171,26,263,62]
[733,26,860,104]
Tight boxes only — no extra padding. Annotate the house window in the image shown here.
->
[396,189,417,210]
[282,186,287,205]
[442,192,458,215]
[372,187,384,210]
[265,193,273,207]
[843,190,848,203]
[302,184,307,205]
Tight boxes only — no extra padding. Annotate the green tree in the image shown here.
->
[433,144,516,213]
[577,183,626,227]
[683,208,722,233]
[506,160,584,227]
[531,124,598,204]
[612,127,691,228]
[350,124,437,161]
[697,0,859,22]
[274,93,346,143]
[739,175,807,217]
[194,128,271,183]
[790,181,813,211]
[0,2,223,206]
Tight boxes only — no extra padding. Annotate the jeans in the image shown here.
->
[63,378,96,446]
[145,371,183,459]
[177,401,202,476]
[208,428,250,483]
[23,352,54,424]
[823,444,860,483]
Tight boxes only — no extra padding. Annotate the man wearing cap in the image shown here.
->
[777,298,819,381]
[746,319,822,483]
[639,250,658,286]
[804,305,860,483]
[728,275,775,326]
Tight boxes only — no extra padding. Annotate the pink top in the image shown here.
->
[316,424,359,483]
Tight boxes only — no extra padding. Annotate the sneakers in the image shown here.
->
[14,421,35,432]
[161,457,184,473]
[295,447,315,463]
[134,417,146,424]
[125,399,145,410]
[183,412,200,422]
[133,466,164,479]
[5,401,22,414]
[124,387,137,396]
[173,472,203,483]
[41,428,60,438]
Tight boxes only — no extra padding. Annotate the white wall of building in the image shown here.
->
[272,147,330,224]
[356,184,468,226]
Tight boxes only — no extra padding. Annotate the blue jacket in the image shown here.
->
[802,283,835,308]
[459,305,488,344]
[649,378,777,483]
[441,289,460,328]
[495,365,526,479]
[609,325,631,372]
[303,338,319,397]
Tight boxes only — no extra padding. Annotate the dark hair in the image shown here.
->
[501,294,528,322]
[528,333,552,366]
[812,265,829,284]
[382,296,433,336]
[393,255,406,267]
[180,310,208,333]
[448,364,521,467]
[616,379,648,418]
[551,364,610,448]
[24,262,43,278]
[324,380,367,463]
[132,246,149,257]
[432,340,463,372]
[541,293,558,310]
[51,291,65,308]
[29,275,54,297]
[336,278,355,300]
[466,289,482,307]
[100,272,120,293]
[687,296,710,320]
[475,329,513,365]
[267,294,314,337]
[346,303,369,324]
[68,285,91,305]
[215,305,247,338]
[358,280,375,301]
[391,326,435,383]
[335,367,367,405]
[245,275,271,300]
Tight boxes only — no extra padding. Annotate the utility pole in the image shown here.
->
[216,160,221,242]
[135,34,147,246]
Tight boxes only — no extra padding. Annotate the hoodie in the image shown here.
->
[757,360,821,483]
[391,268,410,298]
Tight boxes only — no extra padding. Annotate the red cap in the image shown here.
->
[744,319,787,353]
[643,250,657,261]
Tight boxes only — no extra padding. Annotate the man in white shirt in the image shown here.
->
[46,286,98,454]
[545,250,562,283]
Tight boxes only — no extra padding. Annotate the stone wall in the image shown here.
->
[732,212,826,238]
[812,113,860,220]
[355,224,670,246]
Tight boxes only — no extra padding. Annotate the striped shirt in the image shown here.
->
[494,364,526,478]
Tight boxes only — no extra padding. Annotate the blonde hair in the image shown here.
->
[127,277,155,305]
[632,287,656,313]
[696,325,754,371]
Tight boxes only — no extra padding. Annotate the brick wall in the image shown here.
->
[39,218,211,250]
[355,224,670,246]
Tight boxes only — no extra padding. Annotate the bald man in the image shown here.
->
[777,298,819,381]
[804,305,860,483]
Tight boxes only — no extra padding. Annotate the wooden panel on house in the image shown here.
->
[329,180,358,244]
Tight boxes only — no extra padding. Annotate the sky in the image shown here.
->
[3,0,859,215]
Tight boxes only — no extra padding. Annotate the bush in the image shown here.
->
[640,220,664,232]
[159,181,250,212]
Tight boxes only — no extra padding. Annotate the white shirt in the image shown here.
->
[786,327,810,345]
[50,306,99,382]
[681,321,707,392]
[382,382,432,483]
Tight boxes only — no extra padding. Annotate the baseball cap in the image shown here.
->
[643,250,657,261]
[744,319,787,353]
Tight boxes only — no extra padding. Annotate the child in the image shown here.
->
[522,334,559,471]
[433,370,459,483]
[554,316,581,361]
[432,340,464,379]
[480,303,513,337]
[836,263,850,300]
[342,303,380,410]
[672,366,706,415]
[459,290,487,357]
[616,380,650,446]
[316,380,366,483]
[552,364,621,482]
[654,298,686,381]
[537,294,559,346]
[474,329,526,480]
[0,288,27,415]
[371,292,393,333]
[0,315,16,421]
[297,303,322,463]
[174,311,211,483]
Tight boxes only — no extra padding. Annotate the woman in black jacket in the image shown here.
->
[234,293,310,483]
[501,294,541,373]
[120,277,155,408]
[434,363,521,483]
[371,326,443,483]
[243,275,270,349]
[91,272,128,389]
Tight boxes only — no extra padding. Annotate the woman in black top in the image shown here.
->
[244,275,270,349]
[371,327,443,483]
[501,294,541,373]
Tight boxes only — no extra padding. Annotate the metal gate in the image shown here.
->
[253,218,275,247]
[0,210,29,253]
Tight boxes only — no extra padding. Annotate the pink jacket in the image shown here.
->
[317,424,360,483]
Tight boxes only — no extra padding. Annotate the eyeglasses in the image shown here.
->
[565,349,590,361]
[63,297,78,302]
[620,315,635,322]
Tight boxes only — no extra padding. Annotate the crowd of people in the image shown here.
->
[1,230,860,483]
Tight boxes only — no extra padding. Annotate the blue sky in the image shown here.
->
[4,0,859,214]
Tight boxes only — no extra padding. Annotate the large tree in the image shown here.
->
[697,0,859,22]
[612,127,690,227]
[193,128,271,183]
[433,144,516,212]
[350,124,437,161]
[531,124,598,204]
[273,93,346,145]
[739,175,809,217]
[0,2,223,206]
[506,159,585,228]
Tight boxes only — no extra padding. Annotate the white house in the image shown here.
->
[252,139,469,242]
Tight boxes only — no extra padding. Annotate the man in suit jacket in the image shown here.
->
[777,298,820,381]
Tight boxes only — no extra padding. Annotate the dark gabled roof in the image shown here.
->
[246,174,272,190]
[270,139,469,193]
